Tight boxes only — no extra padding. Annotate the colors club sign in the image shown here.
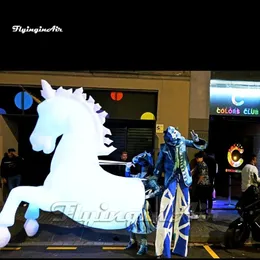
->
[210,80,260,117]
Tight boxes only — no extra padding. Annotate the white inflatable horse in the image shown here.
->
[0,80,145,248]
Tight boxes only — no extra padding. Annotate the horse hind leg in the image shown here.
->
[0,186,55,248]
[0,227,11,248]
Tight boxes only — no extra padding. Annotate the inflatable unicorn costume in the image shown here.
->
[0,80,148,248]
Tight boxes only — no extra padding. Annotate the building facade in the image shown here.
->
[0,71,211,160]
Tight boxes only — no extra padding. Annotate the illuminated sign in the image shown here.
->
[227,143,244,168]
[210,80,260,117]
[225,169,242,173]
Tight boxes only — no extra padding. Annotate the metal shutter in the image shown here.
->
[109,127,127,153]
[127,128,154,159]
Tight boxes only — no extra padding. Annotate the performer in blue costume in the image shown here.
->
[150,126,207,258]
[125,151,161,255]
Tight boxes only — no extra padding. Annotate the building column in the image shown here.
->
[0,116,18,159]
[188,71,211,158]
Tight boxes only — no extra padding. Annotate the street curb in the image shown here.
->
[7,238,223,247]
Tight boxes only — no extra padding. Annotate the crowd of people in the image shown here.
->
[114,149,219,222]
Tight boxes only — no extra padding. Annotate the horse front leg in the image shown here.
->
[0,186,55,248]
[24,203,40,237]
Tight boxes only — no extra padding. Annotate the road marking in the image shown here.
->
[102,246,125,250]
[0,247,21,251]
[46,246,77,250]
[103,246,176,251]
[203,245,220,259]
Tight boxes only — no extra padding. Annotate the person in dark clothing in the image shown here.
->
[0,152,8,205]
[203,151,217,201]
[116,151,129,177]
[0,148,24,191]
[195,151,213,218]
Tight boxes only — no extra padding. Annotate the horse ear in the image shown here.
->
[40,80,56,100]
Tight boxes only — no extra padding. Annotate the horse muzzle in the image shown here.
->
[29,134,56,154]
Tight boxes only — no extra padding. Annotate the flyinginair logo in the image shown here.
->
[12,25,63,34]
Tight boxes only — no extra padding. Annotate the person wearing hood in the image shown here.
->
[150,126,207,258]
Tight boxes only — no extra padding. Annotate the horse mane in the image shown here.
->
[40,79,116,156]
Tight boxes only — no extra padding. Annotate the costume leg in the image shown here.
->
[125,232,137,249]
[172,178,190,257]
[130,232,137,241]
[137,234,148,255]
[155,179,177,258]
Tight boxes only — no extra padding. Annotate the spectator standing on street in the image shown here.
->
[115,151,129,177]
[0,152,8,205]
[0,148,24,191]
[241,154,260,193]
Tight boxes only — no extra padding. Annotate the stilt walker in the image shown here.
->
[150,126,207,258]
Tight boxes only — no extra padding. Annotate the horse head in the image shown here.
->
[164,126,182,146]
[29,80,116,156]
[132,151,154,168]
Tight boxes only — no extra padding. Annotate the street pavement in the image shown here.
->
[0,198,259,258]
[1,244,260,258]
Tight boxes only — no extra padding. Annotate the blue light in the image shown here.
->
[0,108,6,114]
[14,92,33,110]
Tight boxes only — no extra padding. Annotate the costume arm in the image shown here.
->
[145,179,162,199]
[130,173,143,178]
[125,162,132,177]
[184,130,207,150]
[153,145,165,179]
[125,162,141,178]
[145,145,165,198]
